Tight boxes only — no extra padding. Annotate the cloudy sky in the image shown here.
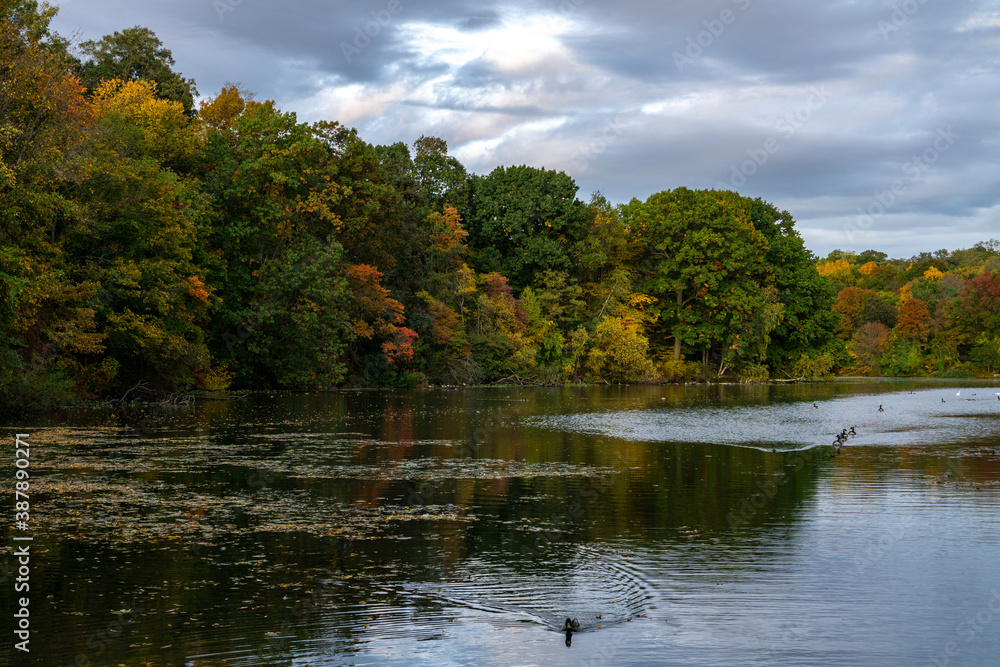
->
[51,0,999,259]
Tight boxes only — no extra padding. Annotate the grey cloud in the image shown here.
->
[50,0,1000,258]
[454,13,503,31]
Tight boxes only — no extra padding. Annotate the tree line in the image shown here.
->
[2,3,998,409]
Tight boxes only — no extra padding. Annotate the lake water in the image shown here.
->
[3,381,1000,666]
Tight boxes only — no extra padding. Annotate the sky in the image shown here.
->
[50,0,1000,259]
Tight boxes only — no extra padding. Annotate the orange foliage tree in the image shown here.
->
[894,298,932,342]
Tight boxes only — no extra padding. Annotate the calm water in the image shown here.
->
[3,381,1000,666]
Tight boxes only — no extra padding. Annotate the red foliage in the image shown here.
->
[346,263,404,327]
[895,298,931,341]
[382,327,418,364]
[346,264,419,364]
[479,272,513,298]
[960,272,1000,310]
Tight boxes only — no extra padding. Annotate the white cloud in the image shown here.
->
[955,11,1000,32]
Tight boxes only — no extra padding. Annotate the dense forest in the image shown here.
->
[3,2,999,410]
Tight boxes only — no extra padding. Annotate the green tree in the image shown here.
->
[861,293,898,330]
[464,165,590,290]
[468,272,536,381]
[412,135,468,208]
[248,237,352,387]
[857,249,888,264]
[198,100,348,384]
[628,188,772,370]
[0,3,111,404]
[744,198,837,371]
[79,26,197,115]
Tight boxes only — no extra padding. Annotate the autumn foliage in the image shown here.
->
[3,4,1000,408]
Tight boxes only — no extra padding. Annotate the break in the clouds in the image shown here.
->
[51,0,999,258]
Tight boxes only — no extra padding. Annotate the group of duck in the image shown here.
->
[831,425,857,455]
[941,391,1000,402]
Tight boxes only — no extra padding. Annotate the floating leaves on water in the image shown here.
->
[27,426,615,546]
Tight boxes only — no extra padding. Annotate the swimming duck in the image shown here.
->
[878,405,884,412]
[848,426,856,436]
[813,403,819,409]
[564,617,580,646]
[942,398,946,403]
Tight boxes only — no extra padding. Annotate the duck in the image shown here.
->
[813,403,819,409]
[878,405,884,412]
[564,617,580,646]
[848,426,856,436]
[942,398,946,403]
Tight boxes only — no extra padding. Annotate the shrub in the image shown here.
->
[586,317,656,383]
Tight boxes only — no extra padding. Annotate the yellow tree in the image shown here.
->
[93,78,200,169]
[77,76,214,390]
[923,266,944,281]
[586,316,656,383]
[197,83,253,131]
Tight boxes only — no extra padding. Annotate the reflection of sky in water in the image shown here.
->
[8,385,1000,667]
[527,388,1000,449]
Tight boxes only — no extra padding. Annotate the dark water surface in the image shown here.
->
[3,381,1000,666]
